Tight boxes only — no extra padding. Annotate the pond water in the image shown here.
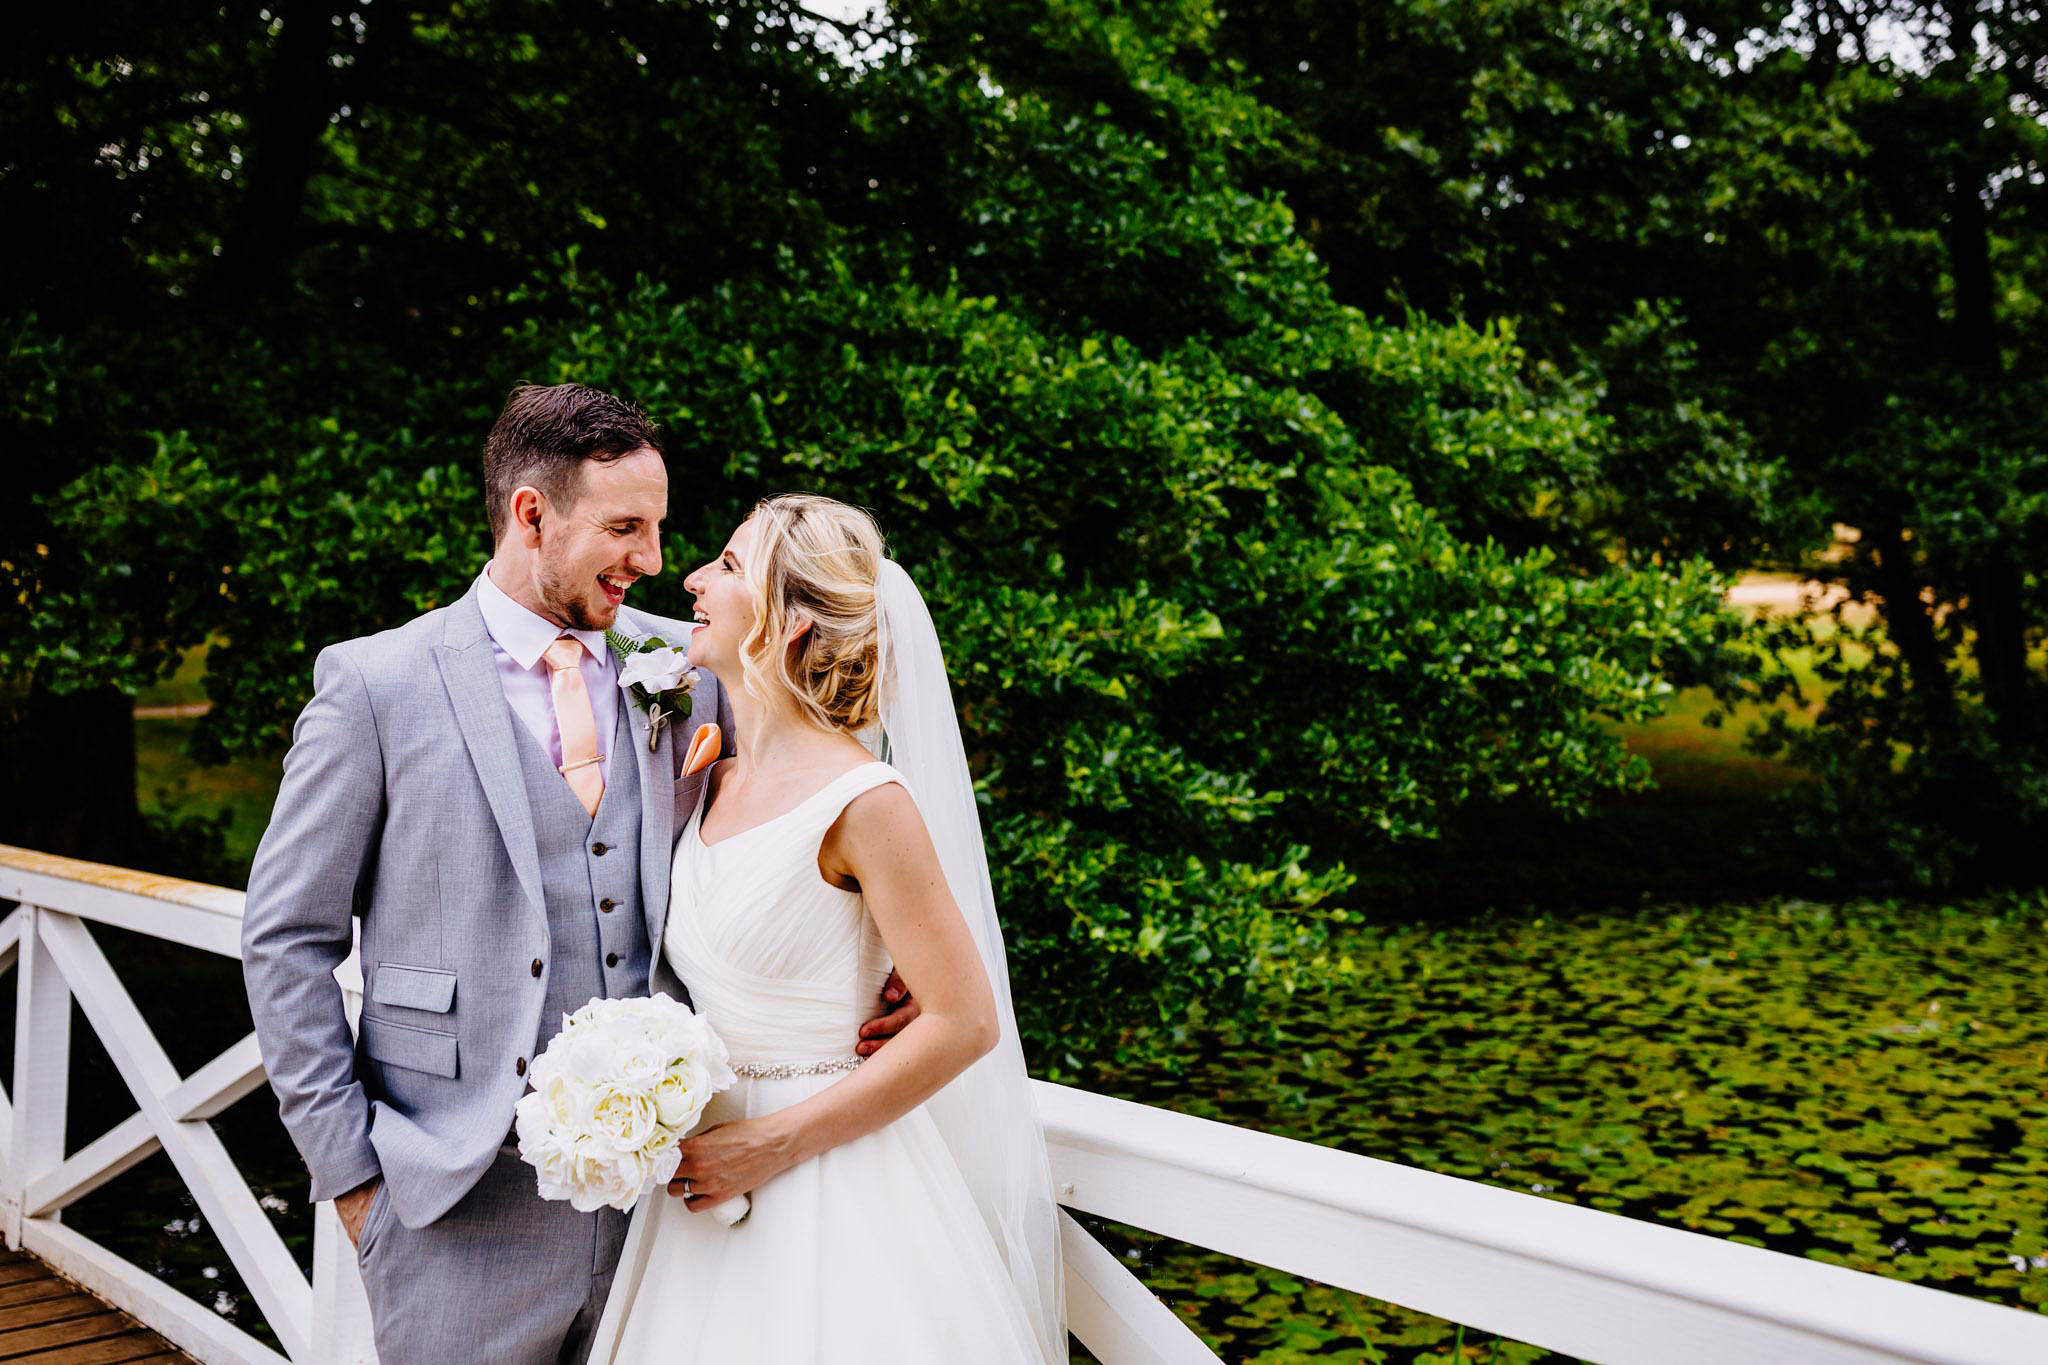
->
[24,896,2047,1362]
[1083,895,2048,1360]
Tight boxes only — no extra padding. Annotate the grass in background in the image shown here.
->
[134,646,213,709]
[134,647,280,886]
[136,718,280,883]
[1351,595,1872,920]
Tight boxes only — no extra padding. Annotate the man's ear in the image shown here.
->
[510,486,546,546]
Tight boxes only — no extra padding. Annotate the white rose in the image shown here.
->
[570,1165,630,1212]
[538,1073,594,1131]
[642,1125,680,1171]
[664,1014,732,1078]
[513,1091,552,1152]
[589,1081,659,1154]
[561,998,605,1034]
[614,1036,665,1088]
[562,1029,621,1087]
[652,1062,707,1130]
[621,1131,678,1200]
[517,1107,600,1207]
[690,1031,737,1093]
[617,643,692,694]
[541,1137,636,1212]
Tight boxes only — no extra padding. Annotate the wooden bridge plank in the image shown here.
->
[0,1296,112,1332]
[0,1282,74,1312]
[0,1310,132,1358]
[6,1330,164,1364]
[0,1252,189,1365]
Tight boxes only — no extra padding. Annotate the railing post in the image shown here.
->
[310,1201,379,1364]
[309,945,379,1363]
[6,905,71,1247]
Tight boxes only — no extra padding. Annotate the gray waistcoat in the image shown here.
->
[513,702,655,1061]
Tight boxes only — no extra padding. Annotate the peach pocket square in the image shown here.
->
[682,722,722,777]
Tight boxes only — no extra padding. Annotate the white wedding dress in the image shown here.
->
[587,761,1049,1364]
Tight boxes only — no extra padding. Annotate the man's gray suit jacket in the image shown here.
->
[241,585,732,1231]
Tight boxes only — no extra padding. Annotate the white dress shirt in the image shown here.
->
[475,564,619,781]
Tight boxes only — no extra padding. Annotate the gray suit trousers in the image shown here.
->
[354,1142,630,1365]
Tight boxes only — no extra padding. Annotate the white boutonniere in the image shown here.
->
[605,628,700,752]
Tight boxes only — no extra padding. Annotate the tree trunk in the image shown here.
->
[1970,560,2034,743]
[1945,120,2034,740]
[1868,525,1956,726]
[0,683,144,865]
[1315,0,1364,84]
[210,1,341,302]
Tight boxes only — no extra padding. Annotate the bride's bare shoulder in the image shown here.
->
[817,767,921,885]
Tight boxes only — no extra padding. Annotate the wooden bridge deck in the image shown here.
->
[0,1249,189,1364]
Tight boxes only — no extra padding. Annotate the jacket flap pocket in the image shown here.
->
[674,772,709,818]
[371,963,456,1013]
[360,1016,459,1078]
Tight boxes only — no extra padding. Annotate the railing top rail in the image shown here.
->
[1034,1082,2048,1363]
[0,845,250,957]
[6,843,2041,1363]
[0,845,246,918]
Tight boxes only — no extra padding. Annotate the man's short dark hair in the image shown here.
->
[483,383,662,542]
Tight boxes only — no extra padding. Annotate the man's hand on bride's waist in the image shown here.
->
[854,968,919,1057]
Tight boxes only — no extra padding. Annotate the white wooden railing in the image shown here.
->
[0,846,376,1365]
[2,845,2046,1365]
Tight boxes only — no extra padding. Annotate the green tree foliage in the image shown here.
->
[3,1,1748,1060]
[543,264,1739,1052]
[1209,0,2048,885]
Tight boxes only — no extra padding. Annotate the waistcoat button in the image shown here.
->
[599,898,617,912]
[531,958,543,977]
[591,842,609,856]
[606,952,620,968]
[514,1057,526,1076]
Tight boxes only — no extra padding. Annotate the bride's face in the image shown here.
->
[682,517,760,674]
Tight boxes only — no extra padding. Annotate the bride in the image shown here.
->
[589,494,1066,1363]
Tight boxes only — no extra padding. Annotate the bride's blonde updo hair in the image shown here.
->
[738,493,887,734]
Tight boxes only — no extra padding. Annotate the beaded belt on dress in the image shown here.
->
[732,1056,864,1079]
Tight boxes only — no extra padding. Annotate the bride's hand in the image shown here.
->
[667,1118,794,1211]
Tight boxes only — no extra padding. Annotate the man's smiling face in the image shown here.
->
[530,446,668,632]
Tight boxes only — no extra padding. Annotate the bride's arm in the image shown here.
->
[665,782,999,1210]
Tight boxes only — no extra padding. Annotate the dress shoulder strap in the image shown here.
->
[771,761,903,851]
[803,761,907,833]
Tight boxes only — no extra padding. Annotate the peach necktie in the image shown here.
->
[542,636,604,818]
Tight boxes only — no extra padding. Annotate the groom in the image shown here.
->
[242,384,911,1363]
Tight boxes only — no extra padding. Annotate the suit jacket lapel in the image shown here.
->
[614,606,679,955]
[435,594,546,923]
[626,697,675,955]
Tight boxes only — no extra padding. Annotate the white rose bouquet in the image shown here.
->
[513,993,749,1225]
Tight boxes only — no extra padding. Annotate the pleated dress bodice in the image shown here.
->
[596,758,1049,1365]
[661,762,900,1068]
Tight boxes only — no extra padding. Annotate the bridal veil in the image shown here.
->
[870,558,1067,1362]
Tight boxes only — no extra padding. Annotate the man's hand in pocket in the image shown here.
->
[337,1176,382,1248]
